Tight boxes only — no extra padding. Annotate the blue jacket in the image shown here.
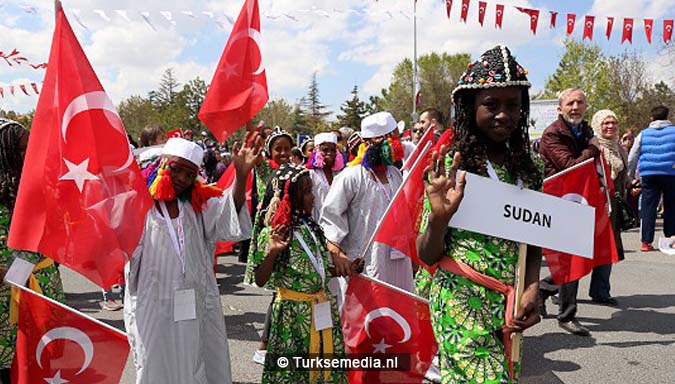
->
[638,122,675,177]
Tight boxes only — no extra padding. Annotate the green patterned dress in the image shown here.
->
[424,158,542,384]
[0,204,65,369]
[249,223,347,384]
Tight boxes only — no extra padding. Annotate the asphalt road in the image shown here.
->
[58,222,675,384]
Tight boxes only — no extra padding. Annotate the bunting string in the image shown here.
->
[0,49,47,70]
[0,83,41,98]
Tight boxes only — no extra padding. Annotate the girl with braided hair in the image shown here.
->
[417,46,543,383]
[0,119,65,383]
[250,163,362,384]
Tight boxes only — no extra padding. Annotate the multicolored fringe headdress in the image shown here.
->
[306,132,345,171]
[348,112,404,169]
[264,126,294,158]
[262,163,310,228]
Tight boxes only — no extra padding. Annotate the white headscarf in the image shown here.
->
[591,109,626,181]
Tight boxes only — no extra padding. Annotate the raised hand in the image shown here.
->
[268,225,290,256]
[423,147,466,225]
[231,140,263,180]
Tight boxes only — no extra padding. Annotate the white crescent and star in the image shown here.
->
[44,370,69,384]
[58,158,99,193]
[227,27,265,76]
[496,10,503,17]
[561,193,589,206]
[586,21,593,28]
[568,19,574,25]
[364,307,411,353]
[626,24,632,30]
[667,26,673,32]
[37,327,94,377]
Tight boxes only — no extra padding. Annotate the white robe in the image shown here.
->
[309,168,340,221]
[124,192,251,384]
[320,165,414,294]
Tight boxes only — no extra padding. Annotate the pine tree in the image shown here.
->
[149,68,181,107]
[336,85,367,129]
[292,98,308,133]
[304,72,331,133]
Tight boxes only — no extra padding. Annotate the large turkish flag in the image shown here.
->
[11,287,129,384]
[7,2,152,289]
[342,275,438,384]
[199,0,269,142]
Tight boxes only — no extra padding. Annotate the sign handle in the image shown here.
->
[511,242,528,363]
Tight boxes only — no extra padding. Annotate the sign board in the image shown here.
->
[448,172,595,257]
[529,99,559,139]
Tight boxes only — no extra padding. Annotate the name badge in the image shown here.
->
[174,289,196,322]
[313,301,334,331]
[4,258,35,286]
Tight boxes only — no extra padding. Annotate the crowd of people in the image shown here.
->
[0,44,674,384]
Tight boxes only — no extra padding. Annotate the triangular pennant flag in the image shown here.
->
[0,87,4,98]
[31,82,39,94]
[566,13,576,35]
[583,15,595,40]
[644,18,653,44]
[550,11,558,28]
[19,84,29,95]
[606,16,615,40]
[495,3,504,29]
[665,19,674,44]
[9,85,15,95]
[445,0,453,19]
[622,18,634,44]
[478,1,487,26]
[516,7,540,35]
[460,0,470,23]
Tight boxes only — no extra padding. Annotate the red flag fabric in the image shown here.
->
[11,288,129,384]
[198,0,268,142]
[460,0,470,23]
[517,8,540,35]
[9,85,14,96]
[0,87,3,98]
[214,164,254,256]
[166,128,183,138]
[622,18,634,43]
[550,11,558,28]
[402,127,434,172]
[18,84,29,95]
[477,1,487,26]
[7,4,152,289]
[445,0,453,19]
[542,159,619,284]
[342,275,438,384]
[30,82,39,94]
[606,16,615,40]
[566,13,576,35]
[583,15,595,40]
[643,18,654,44]
[495,4,504,29]
[665,19,674,44]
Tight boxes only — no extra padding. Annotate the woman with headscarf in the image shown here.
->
[0,119,65,383]
[589,109,627,305]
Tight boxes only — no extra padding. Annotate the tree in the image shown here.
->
[291,99,308,134]
[542,39,613,118]
[177,77,208,133]
[304,72,331,133]
[378,52,470,124]
[255,98,296,134]
[632,81,675,130]
[117,95,159,142]
[336,86,367,129]
[150,68,181,107]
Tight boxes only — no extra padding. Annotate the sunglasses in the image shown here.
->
[412,129,424,134]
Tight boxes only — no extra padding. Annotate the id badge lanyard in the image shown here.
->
[159,201,186,275]
[294,220,326,282]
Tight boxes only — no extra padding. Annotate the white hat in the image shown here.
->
[162,138,204,167]
[397,120,406,134]
[314,132,337,146]
[361,112,397,139]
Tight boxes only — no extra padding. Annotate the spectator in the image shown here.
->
[139,124,167,147]
[419,107,445,142]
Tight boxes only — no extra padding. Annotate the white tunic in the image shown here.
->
[309,168,340,221]
[124,192,252,384]
[320,165,414,293]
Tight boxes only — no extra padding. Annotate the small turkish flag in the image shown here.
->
[199,0,268,142]
[517,8,540,35]
[644,18,654,44]
[665,19,674,44]
[11,287,129,384]
[0,87,3,98]
[7,1,152,289]
[550,11,558,28]
[495,3,504,29]
[583,15,595,40]
[622,18,634,44]
[19,84,29,96]
[566,13,576,35]
[166,128,183,138]
[542,158,619,284]
[460,0,470,23]
[606,16,615,40]
[342,275,438,384]
[478,1,487,26]
[9,85,15,96]
[445,0,453,19]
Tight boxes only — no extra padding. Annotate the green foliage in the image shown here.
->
[304,72,332,134]
[336,86,368,129]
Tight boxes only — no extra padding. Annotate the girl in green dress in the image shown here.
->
[417,46,543,384]
[251,163,362,384]
[0,118,65,383]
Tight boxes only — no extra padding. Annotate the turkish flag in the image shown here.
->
[566,13,576,35]
[622,18,634,44]
[516,8,540,35]
[342,275,438,384]
[644,18,654,44]
[495,4,504,29]
[583,15,595,40]
[9,85,15,96]
[550,11,558,28]
[373,132,434,274]
[7,2,152,289]
[166,128,183,138]
[445,0,453,19]
[199,0,268,142]
[11,287,129,384]
[214,163,254,256]
[477,1,487,26]
[606,17,615,40]
[460,0,470,23]
[30,82,39,94]
[665,19,674,44]
[19,84,29,96]
[542,159,619,284]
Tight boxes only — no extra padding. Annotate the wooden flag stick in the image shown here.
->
[511,242,528,362]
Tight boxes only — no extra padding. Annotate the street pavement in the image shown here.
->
[58,222,675,384]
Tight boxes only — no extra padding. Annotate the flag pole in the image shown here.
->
[510,243,528,364]
[598,152,612,215]
[6,280,128,338]
[359,274,429,304]
[412,0,418,121]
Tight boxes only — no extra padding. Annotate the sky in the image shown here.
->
[0,0,673,120]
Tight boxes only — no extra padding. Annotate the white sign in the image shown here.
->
[448,172,595,257]
[529,99,559,139]
[4,257,35,286]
